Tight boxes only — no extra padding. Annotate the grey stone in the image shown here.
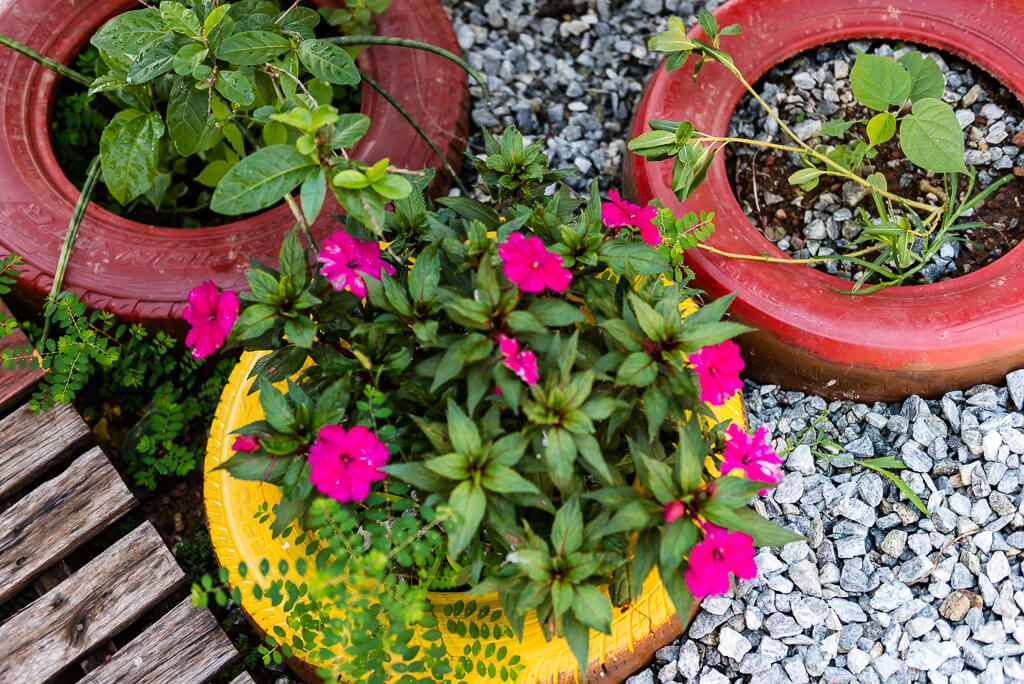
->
[906,640,952,671]
[786,444,815,475]
[858,472,884,506]
[792,596,829,628]
[987,551,1010,583]
[774,473,805,504]
[901,441,933,472]
[880,529,908,557]
[676,640,700,680]
[835,536,866,559]
[1007,369,1024,409]
[829,598,867,623]
[838,497,876,527]
[870,582,913,611]
[717,626,752,661]
[764,612,802,639]
[656,661,677,683]
[899,556,934,583]
[625,671,654,684]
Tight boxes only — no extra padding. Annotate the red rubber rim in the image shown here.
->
[627,0,1024,400]
[0,0,468,325]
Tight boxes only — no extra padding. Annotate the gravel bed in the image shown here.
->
[626,370,1024,684]
[441,3,1024,683]
[727,40,1024,283]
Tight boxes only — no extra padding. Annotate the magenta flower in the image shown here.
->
[497,232,572,293]
[664,500,685,522]
[232,435,261,452]
[317,230,396,297]
[184,280,238,359]
[720,424,783,493]
[685,522,757,597]
[308,424,390,503]
[601,189,662,246]
[497,334,539,386]
[689,340,745,405]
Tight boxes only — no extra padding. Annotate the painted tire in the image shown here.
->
[205,351,747,683]
[626,0,1024,401]
[0,0,468,326]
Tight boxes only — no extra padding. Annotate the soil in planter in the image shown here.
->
[50,14,361,229]
[725,40,1024,285]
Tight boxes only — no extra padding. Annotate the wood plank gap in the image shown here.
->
[0,446,135,604]
[79,598,238,684]
[0,400,93,500]
[0,521,185,683]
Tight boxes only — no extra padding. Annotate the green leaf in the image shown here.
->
[217,31,292,66]
[872,465,929,516]
[255,377,294,433]
[278,226,310,290]
[283,317,316,348]
[850,50,911,110]
[371,174,412,201]
[544,427,577,492]
[571,584,612,633]
[899,98,968,173]
[99,109,164,205]
[379,461,448,492]
[527,298,584,327]
[424,453,469,481]
[681,321,752,351]
[648,16,699,53]
[332,113,370,149]
[447,481,486,559]
[898,51,945,103]
[818,119,857,137]
[660,566,694,624]
[166,76,211,156]
[446,400,481,456]
[866,112,896,147]
[602,500,658,537]
[436,197,501,228]
[91,9,165,56]
[615,352,657,387]
[574,433,617,486]
[552,497,582,555]
[711,476,769,507]
[636,452,677,504]
[408,245,439,303]
[211,145,315,214]
[675,422,705,492]
[481,465,541,495]
[560,614,591,679]
[703,504,805,547]
[296,38,360,85]
[788,168,824,185]
[659,518,697,575]
[173,43,208,75]
[160,1,201,37]
[216,70,256,106]
[299,169,327,225]
[126,38,179,84]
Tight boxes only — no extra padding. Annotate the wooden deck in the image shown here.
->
[0,298,248,683]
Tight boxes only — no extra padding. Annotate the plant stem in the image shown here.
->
[283,194,318,252]
[42,156,101,346]
[720,64,942,216]
[323,35,490,100]
[0,32,92,87]
[695,241,883,264]
[359,70,469,195]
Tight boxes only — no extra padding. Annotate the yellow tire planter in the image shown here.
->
[205,351,746,684]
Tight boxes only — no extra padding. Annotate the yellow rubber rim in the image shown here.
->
[205,335,746,683]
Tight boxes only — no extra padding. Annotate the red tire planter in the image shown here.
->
[0,0,468,327]
[626,0,1024,401]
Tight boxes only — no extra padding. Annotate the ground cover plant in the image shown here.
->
[628,11,1013,293]
[190,125,805,682]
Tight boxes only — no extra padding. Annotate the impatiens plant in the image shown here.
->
[192,126,803,681]
[630,10,1014,291]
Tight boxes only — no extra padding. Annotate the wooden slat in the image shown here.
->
[229,673,256,684]
[0,522,185,683]
[79,598,238,684]
[0,400,92,500]
[0,298,43,413]
[0,447,135,604]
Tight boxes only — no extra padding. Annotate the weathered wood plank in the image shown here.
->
[0,446,135,604]
[0,400,92,500]
[0,298,42,413]
[79,598,238,684]
[0,522,185,683]
[229,673,257,684]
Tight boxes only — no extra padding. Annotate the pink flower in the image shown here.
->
[184,280,238,359]
[689,340,745,405]
[308,424,390,502]
[497,232,572,293]
[497,334,539,385]
[232,435,261,452]
[664,500,685,522]
[720,424,783,493]
[685,522,757,597]
[602,189,662,246]
[318,230,396,297]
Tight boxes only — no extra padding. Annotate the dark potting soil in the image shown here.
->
[725,40,1024,285]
